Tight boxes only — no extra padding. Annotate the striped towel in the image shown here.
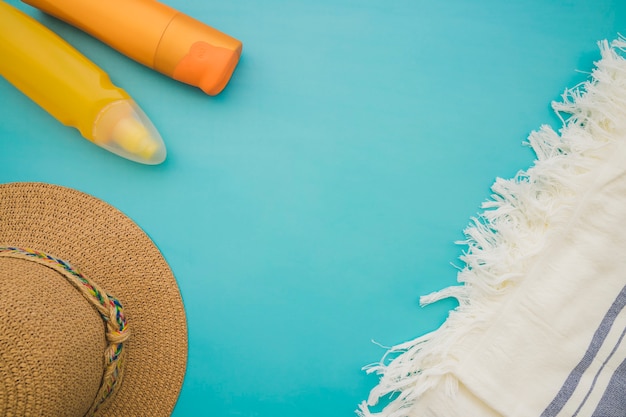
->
[359,37,626,417]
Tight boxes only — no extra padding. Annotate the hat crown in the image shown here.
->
[0,257,106,416]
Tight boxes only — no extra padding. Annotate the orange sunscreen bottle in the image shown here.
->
[0,1,166,164]
[22,0,243,95]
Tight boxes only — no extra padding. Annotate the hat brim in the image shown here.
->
[0,182,188,416]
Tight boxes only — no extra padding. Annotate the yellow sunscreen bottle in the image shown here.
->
[0,1,167,164]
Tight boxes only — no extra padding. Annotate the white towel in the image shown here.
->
[359,38,626,417]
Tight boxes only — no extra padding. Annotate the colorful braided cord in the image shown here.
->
[0,246,130,416]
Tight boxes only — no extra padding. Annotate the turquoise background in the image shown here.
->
[1,1,625,416]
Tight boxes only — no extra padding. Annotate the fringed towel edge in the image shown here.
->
[358,36,626,417]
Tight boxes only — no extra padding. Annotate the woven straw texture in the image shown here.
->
[0,182,188,416]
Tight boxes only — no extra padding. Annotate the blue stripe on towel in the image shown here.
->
[574,326,626,416]
[541,285,626,417]
[591,356,626,417]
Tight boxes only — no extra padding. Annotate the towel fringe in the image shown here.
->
[358,36,626,417]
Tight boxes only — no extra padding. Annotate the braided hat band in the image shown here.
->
[0,182,187,416]
[0,246,130,417]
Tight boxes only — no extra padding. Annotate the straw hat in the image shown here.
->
[0,182,188,416]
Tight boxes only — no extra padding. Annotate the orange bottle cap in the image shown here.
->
[155,13,242,95]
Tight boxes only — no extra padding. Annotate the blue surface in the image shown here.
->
[1,1,625,415]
